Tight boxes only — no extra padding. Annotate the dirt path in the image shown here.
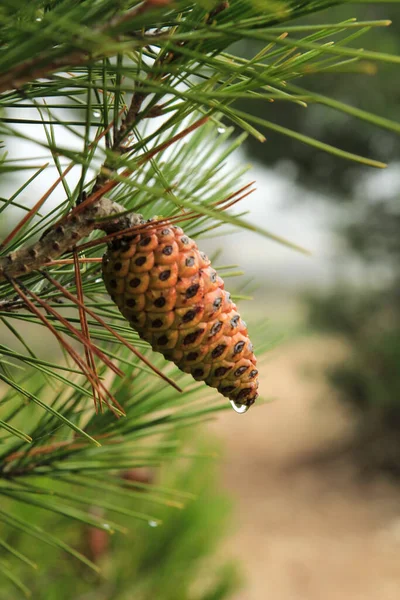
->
[212,336,400,600]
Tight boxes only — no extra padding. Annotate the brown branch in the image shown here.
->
[0,0,173,96]
[113,90,147,150]
[0,197,141,283]
[0,49,91,97]
[206,1,230,23]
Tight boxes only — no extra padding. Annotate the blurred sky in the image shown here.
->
[200,151,339,289]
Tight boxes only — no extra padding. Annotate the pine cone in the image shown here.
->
[102,220,258,407]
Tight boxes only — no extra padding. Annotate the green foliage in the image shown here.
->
[0,0,399,595]
[0,444,240,600]
[225,0,400,475]
[236,3,400,195]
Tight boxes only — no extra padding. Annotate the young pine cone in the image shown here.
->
[102,221,259,407]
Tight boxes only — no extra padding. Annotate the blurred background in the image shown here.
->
[2,2,400,599]
[208,3,400,599]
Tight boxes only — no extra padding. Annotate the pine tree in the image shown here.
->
[0,1,398,596]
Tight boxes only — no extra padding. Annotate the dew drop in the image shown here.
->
[93,111,101,118]
[148,520,159,528]
[230,400,250,414]
[102,523,111,530]
[217,126,226,134]
[95,278,102,283]
[36,17,42,22]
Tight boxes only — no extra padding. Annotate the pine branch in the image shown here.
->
[0,197,140,283]
[0,2,399,594]
[0,0,174,96]
[93,2,231,192]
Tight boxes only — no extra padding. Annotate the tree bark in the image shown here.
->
[0,198,141,282]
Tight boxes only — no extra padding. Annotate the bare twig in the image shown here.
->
[0,197,140,282]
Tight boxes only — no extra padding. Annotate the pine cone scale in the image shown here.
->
[102,221,259,407]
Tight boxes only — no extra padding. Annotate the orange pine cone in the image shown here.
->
[102,220,259,407]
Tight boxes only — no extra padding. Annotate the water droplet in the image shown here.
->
[95,278,102,283]
[36,17,42,21]
[148,520,159,528]
[230,400,250,414]
[93,111,101,118]
[102,523,111,530]
[217,127,226,134]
